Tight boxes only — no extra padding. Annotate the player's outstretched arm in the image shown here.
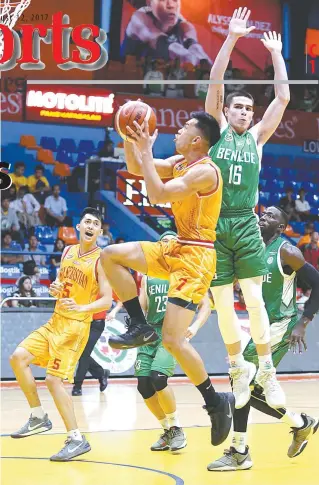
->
[205,7,255,128]
[281,244,319,353]
[251,31,290,147]
[185,292,212,340]
[124,134,183,178]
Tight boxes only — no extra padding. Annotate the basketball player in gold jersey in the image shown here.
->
[10,208,112,461]
[100,113,235,447]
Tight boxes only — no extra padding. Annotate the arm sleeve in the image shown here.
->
[296,263,319,319]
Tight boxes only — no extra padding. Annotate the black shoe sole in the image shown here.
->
[210,392,235,446]
[108,332,159,349]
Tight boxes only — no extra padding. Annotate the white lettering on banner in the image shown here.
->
[26,90,115,114]
[0,92,22,114]
[123,179,140,206]
[207,14,271,32]
[303,140,319,154]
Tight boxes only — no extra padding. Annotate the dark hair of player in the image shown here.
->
[80,207,102,223]
[191,111,221,148]
[274,206,289,228]
[225,90,255,107]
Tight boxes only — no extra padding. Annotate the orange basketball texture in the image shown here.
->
[115,101,157,141]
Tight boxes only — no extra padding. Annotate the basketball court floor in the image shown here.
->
[1,376,318,485]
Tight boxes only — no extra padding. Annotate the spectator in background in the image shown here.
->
[295,188,311,222]
[49,238,66,282]
[10,162,27,190]
[24,235,46,267]
[297,222,315,248]
[115,237,125,244]
[1,232,23,265]
[44,185,72,227]
[10,185,41,230]
[299,86,319,112]
[165,59,185,98]
[144,60,164,96]
[27,164,50,204]
[11,276,37,308]
[1,196,23,246]
[258,65,275,105]
[8,183,17,202]
[279,187,299,222]
[195,71,209,100]
[303,232,319,270]
[22,260,41,285]
[97,222,114,248]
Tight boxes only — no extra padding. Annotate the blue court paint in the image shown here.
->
[2,457,184,485]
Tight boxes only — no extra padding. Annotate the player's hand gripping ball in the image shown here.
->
[115,100,157,142]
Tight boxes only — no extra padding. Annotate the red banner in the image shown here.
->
[25,85,115,126]
[115,93,319,147]
[117,170,172,216]
[0,77,25,122]
[121,0,281,75]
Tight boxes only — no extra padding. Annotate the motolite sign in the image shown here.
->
[117,170,172,216]
[26,86,115,126]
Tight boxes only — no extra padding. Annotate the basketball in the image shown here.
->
[114,101,157,141]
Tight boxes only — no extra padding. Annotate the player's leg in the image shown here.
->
[10,331,52,438]
[150,344,186,451]
[162,301,234,446]
[211,283,256,409]
[100,241,160,348]
[207,400,253,471]
[135,345,171,451]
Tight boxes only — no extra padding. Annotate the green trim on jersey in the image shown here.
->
[146,277,169,326]
[262,236,297,324]
[209,124,261,212]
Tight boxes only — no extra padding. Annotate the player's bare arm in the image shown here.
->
[138,275,148,314]
[124,130,183,178]
[128,120,218,204]
[205,7,255,128]
[250,31,290,146]
[185,292,212,340]
[281,243,319,353]
[60,263,112,313]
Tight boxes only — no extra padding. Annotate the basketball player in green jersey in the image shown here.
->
[135,231,212,452]
[206,7,290,409]
[205,207,319,470]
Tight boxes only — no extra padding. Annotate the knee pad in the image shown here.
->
[150,370,168,392]
[137,376,155,400]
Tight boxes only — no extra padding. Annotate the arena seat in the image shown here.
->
[20,135,39,150]
[58,138,77,153]
[53,162,71,177]
[284,224,300,238]
[40,137,57,152]
[56,149,75,166]
[35,226,55,244]
[58,226,78,245]
[277,156,293,169]
[78,140,95,154]
[37,148,55,165]
[76,152,89,166]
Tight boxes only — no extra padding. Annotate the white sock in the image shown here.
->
[31,406,45,419]
[166,411,181,429]
[232,432,247,453]
[281,410,304,428]
[258,353,274,371]
[229,352,246,368]
[159,418,169,430]
[68,429,83,441]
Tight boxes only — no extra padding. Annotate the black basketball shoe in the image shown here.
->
[108,317,159,349]
[204,392,235,446]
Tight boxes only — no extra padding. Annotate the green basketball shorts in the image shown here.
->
[134,327,176,378]
[243,315,298,369]
[211,209,268,287]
